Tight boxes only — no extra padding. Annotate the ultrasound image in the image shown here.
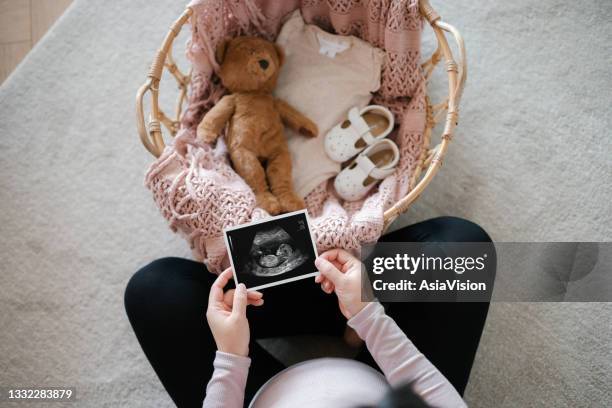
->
[247,226,308,277]
[224,211,317,289]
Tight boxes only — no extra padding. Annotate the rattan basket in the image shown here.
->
[136,0,466,231]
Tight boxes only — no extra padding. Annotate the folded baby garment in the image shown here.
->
[274,11,384,198]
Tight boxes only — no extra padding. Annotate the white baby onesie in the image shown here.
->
[274,11,384,198]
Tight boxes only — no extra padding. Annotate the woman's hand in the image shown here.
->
[314,249,367,319]
[206,268,263,357]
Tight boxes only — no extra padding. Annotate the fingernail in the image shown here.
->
[315,257,325,267]
[238,283,246,292]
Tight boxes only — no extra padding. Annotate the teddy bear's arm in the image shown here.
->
[197,94,236,144]
[274,98,318,138]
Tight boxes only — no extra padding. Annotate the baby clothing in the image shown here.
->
[274,11,384,198]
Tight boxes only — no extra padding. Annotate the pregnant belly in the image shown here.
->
[249,358,388,408]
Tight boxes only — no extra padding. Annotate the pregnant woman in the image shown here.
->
[125,217,494,407]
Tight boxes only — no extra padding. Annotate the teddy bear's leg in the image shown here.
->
[266,149,305,213]
[229,148,281,215]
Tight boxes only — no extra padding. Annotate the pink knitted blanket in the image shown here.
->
[145,0,427,272]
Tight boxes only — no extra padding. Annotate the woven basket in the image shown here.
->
[136,0,466,232]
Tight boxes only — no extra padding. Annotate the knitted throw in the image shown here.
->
[145,0,427,272]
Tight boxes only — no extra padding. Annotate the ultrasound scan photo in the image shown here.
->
[224,210,318,290]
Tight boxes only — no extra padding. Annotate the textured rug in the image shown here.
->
[0,0,610,407]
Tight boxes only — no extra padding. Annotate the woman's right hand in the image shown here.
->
[206,268,263,357]
[314,249,367,319]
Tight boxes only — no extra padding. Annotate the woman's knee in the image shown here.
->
[433,217,497,285]
[124,257,186,315]
[125,257,212,322]
[430,216,492,243]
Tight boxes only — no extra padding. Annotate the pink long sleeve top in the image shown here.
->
[202,302,467,408]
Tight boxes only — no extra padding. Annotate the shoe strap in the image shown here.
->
[355,154,395,180]
[347,107,376,145]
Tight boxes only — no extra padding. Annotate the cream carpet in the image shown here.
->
[0,0,610,407]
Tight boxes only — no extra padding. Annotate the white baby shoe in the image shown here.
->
[325,105,395,163]
[334,139,399,202]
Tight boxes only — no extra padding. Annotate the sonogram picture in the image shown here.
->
[223,210,319,290]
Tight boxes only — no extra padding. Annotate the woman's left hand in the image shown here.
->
[314,249,368,319]
[206,268,263,357]
[314,257,344,294]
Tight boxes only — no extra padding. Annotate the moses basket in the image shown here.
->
[136,0,466,272]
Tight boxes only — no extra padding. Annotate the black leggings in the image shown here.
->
[125,216,493,408]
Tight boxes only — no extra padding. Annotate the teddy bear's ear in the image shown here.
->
[274,44,285,66]
[215,39,230,64]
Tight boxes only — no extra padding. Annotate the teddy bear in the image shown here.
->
[196,36,318,215]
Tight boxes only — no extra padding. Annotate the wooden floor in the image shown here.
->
[0,0,72,84]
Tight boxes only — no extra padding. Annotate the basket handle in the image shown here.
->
[382,1,467,229]
[436,20,466,103]
[136,8,193,158]
[420,0,466,103]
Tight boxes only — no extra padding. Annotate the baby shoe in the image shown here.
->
[325,105,395,163]
[334,139,399,202]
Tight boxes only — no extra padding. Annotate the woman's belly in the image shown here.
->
[249,358,389,408]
